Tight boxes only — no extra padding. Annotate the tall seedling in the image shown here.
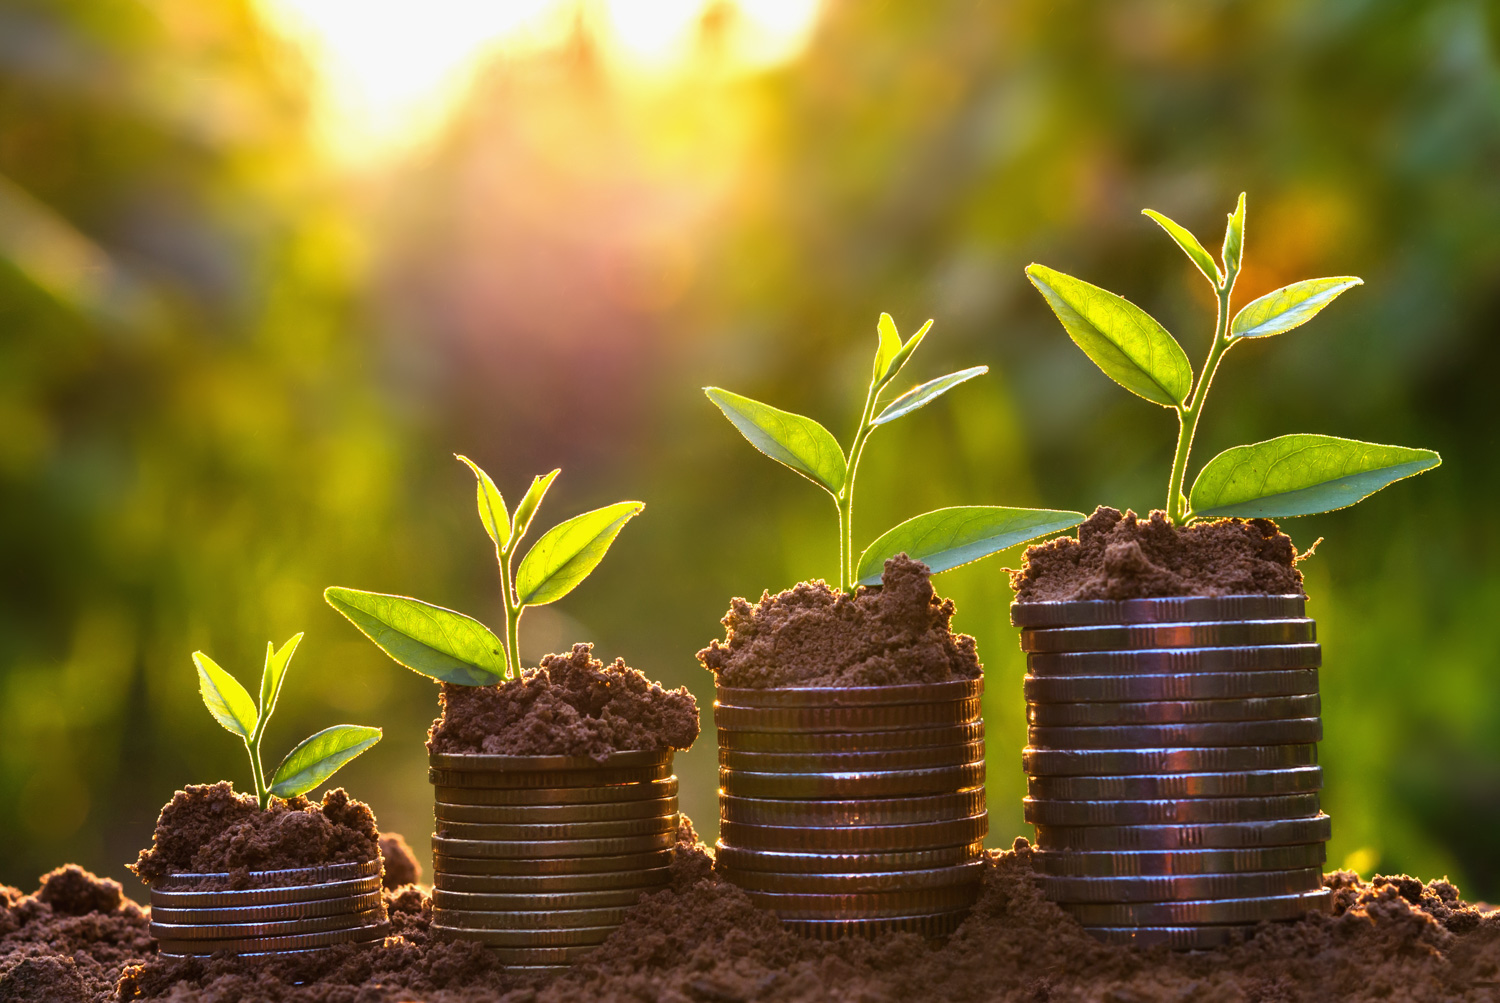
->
[326,459,642,684]
[706,315,1084,592]
[1026,193,1440,523]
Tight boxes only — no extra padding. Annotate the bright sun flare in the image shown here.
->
[256,0,822,158]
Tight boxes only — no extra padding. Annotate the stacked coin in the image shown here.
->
[1014,594,1332,949]
[715,680,987,939]
[428,750,678,973]
[148,858,387,957]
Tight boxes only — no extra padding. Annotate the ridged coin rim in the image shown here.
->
[1021,619,1315,653]
[149,875,383,908]
[149,891,384,923]
[1061,888,1332,925]
[1027,694,1321,727]
[1028,844,1327,876]
[432,849,673,876]
[432,868,670,893]
[718,860,984,894]
[1026,645,1321,677]
[720,762,985,799]
[718,814,987,852]
[1010,595,1307,628]
[720,790,986,827]
[714,840,985,874]
[719,741,985,773]
[716,723,984,753]
[1034,814,1332,851]
[1023,793,1321,826]
[1022,745,1318,776]
[433,815,678,840]
[1027,768,1322,801]
[430,777,677,806]
[714,679,982,708]
[1036,867,1325,903]
[1026,718,1323,749]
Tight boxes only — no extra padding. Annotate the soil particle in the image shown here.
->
[129,784,380,888]
[379,833,422,890]
[427,643,699,760]
[1011,507,1305,602]
[0,867,152,1003]
[698,554,981,688]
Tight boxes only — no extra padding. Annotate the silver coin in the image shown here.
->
[1035,815,1332,851]
[148,875,383,908]
[718,814,987,853]
[713,699,983,734]
[433,797,677,825]
[1021,619,1315,654]
[428,750,672,771]
[149,908,384,940]
[431,777,677,806]
[717,723,984,754]
[720,790,986,827]
[740,884,980,919]
[1026,671,1318,704]
[431,831,676,859]
[1010,595,1307,629]
[1029,844,1327,877]
[1023,745,1318,776]
[149,891,384,924]
[1027,695,1321,727]
[1036,867,1325,903]
[504,965,573,977]
[433,905,632,930]
[1024,794,1321,826]
[432,849,673,876]
[433,867,670,894]
[1027,718,1323,749]
[714,841,985,874]
[718,860,985,894]
[1027,644,1321,677]
[153,922,387,957]
[473,944,601,964]
[1081,924,1260,949]
[429,923,617,947]
[719,762,984,799]
[432,888,656,911]
[1027,768,1322,801]
[779,910,968,940]
[151,858,380,891]
[433,815,678,841]
[715,679,982,708]
[719,741,985,774]
[428,764,672,788]
[1061,888,1332,925]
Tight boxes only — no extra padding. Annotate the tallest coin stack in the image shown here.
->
[1014,595,1332,948]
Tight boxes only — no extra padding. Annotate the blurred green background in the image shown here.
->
[1,0,1496,901]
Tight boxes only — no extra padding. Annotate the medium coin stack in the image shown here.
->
[429,750,679,973]
[148,858,387,957]
[715,679,988,939]
[1014,594,1332,949]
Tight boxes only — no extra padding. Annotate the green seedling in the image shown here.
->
[193,633,382,811]
[706,315,1084,593]
[326,459,642,684]
[1026,192,1440,524]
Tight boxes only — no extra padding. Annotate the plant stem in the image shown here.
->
[245,737,269,811]
[498,547,520,677]
[1166,284,1235,523]
[838,378,881,592]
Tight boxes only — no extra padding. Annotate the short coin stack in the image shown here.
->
[1015,595,1331,949]
[715,679,988,939]
[429,750,679,973]
[148,858,387,957]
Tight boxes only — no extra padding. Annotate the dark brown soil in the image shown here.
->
[427,642,699,760]
[129,784,380,887]
[1011,506,1306,602]
[698,554,982,688]
[379,833,422,890]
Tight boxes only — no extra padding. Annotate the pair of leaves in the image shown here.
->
[873,313,933,388]
[456,455,558,556]
[1143,193,1246,290]
[853,506,1085,587]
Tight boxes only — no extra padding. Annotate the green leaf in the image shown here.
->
[871,366,988,426]
[881,318,934,387]
[1230,277,1363,339]
[324,587,507,684]
[1142,209,1223,287]
[1189,434,1441,519]
[193,652,258,740]
[704,387,847,495]
[269,724,382,799]
[511,468,560,546]
[515,501,644,606]
[872,312,902,383]
[455,454,510,551]
[1025,264,1193,408]
[855,506,1086,587]
[1221,192,1246,282]
[258,632,302,725]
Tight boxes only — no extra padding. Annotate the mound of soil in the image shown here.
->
[1012,506,1305,602]
[129,784,380,888]
[698,554,982,689]
[427,642,699,760]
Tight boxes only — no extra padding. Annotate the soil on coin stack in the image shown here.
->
[129,783,381,889]
[699,554,981,688]
[427,642,699,759]
[1012,506,1306,602]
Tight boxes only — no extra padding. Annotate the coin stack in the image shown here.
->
[715,679,988,939]
[1014,594,1332,949]
[148,858,387,957]
[428,749,679,973]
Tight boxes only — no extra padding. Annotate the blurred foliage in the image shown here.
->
[1,0,1496,902]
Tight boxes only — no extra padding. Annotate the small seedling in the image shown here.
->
[706,315,1084,592]
[1026,193,1440,524]
[193,633,382,811]
[326,459,642,684]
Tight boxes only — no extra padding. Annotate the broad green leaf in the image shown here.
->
[511,468,560,546]
[1142,209,1222,287]
[881,318,934,386]
[704,388,847,495]
[1025,264,1193,408]
[871,366,988,426]
[515,501,644,606]
[269,724,382,798]
[455,454,509,550]
[1221,192,1246,281]
[194,652,258,740]
[257,632,302,726]
[324,587,507,684]
[872,312,902,383]
[1230,277,1363,339]
[1189,434,1441,519]
[855,506,1086,587]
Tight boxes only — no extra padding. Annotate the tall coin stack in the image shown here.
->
[1014,595,1332,948]
[148,859,387,957]
[429,750,679,973]
[715,679,988,939]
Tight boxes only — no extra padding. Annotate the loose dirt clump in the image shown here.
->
[1012,506,1305,602]
[698,554,981,688]
[379,833,422,890]
[428,642,699,760]
[129,784,380,888]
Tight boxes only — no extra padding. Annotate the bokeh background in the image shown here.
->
[2,0,1497,901]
